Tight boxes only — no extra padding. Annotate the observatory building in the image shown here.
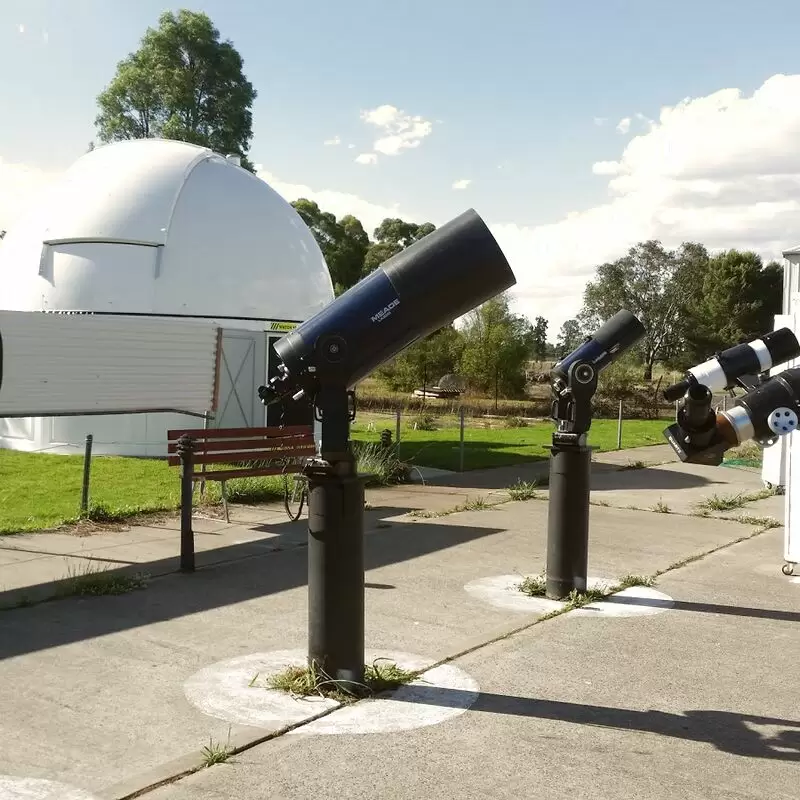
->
[0,138,335,456]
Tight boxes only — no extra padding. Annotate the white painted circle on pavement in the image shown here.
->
[0,776,97,800]
[464,574,615,614]
[291,651,479,735]
[184,650,339,728]
[572,586,675,617]
[184,649,479,736]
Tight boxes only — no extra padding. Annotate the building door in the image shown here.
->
[213,330,265,429]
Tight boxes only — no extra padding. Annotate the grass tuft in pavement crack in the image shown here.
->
[410,495,502,518]
[260,658,419,704]
[507,479,540,501]
[696,486,776,513]
[56,562,149,598]
[201,728,234,767]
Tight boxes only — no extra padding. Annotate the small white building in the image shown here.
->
[0,138,334,456]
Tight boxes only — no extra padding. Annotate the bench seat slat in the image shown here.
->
[168,424,312,442]
[167,445,317,467]
[167,434,314,455]
[192,465,304,481]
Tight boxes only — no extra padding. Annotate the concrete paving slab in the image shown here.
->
[0,553,123,595]
[144,528,799,800]
[0,498,771,799]
[591,442,678,466]
[582,461,770,516]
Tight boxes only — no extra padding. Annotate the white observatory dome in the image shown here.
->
[0,138,335,456]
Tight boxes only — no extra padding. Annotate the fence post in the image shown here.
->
[616,401,623,450]
[459,407,465,472]
[177,434,196,573]
[80,434,93,515]
[395,409,401,459]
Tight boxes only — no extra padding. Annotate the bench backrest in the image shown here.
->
[166,425,317,474]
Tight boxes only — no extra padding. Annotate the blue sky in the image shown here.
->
[4,0,800,330]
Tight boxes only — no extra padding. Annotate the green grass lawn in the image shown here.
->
[0,417,668,535]
[350,417,669,471]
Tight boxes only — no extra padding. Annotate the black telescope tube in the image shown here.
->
[762,328,800,367]
[552,310,645,382]
[735,367,800,441]
[274,208,517,388]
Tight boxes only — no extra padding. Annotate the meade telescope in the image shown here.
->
[259,208,517,452]
[259,207,517,686]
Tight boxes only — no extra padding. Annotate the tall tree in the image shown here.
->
[531,316,549,360]
[363,218,436,274]
[377,325,463,392]
[95,10,257,170]
[580,240,695,379]
[684,250,783,361]
[291,199,369,295]
[556,319,584,355]
[459,293,534,398]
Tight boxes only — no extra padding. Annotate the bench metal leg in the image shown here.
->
[221,480,230,523]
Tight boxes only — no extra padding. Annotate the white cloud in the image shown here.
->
[6,74,800,337]
[323,136,341,146]
[452,179,471,190]
[0,157,56,232]
[355,153,378,166]
[17,24,24,34]
[616,117,631,134]
[347,143,355,149]
[256,168,408,234]
[359,104,433,162]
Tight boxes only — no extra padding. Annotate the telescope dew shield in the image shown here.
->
[551,310,646,385]
[273,208,516,390]
[663,327,800,402]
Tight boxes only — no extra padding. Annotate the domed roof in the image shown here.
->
[0,139,334,321]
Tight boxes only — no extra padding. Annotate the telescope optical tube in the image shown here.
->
[551,310,646,387]
[664,328,800,402]
[270,208,516,394]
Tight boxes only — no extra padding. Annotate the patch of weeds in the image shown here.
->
[201,728,234,767]
[410,495,501,518]
[262,658,418,704]
[592,499,610,507]
[618,574,656,589]
[80,502,128,524]
[507,479,539,501]
[56,562,149,598]
[503,415,529,429]
[652,501,670,513]
[517,573,546,596]
[353,441,411,485]
[413,413,438,431]
[696,486,776,513]
[460,496,493,511]
[736,514,781,529]
[517,573,656,607]
[566,587,610,608]
[364,502,374,510]
[620,460,647,471]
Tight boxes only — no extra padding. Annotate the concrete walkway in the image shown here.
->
[0,446,795,800]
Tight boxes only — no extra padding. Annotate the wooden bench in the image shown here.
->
[167,424,317,571]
